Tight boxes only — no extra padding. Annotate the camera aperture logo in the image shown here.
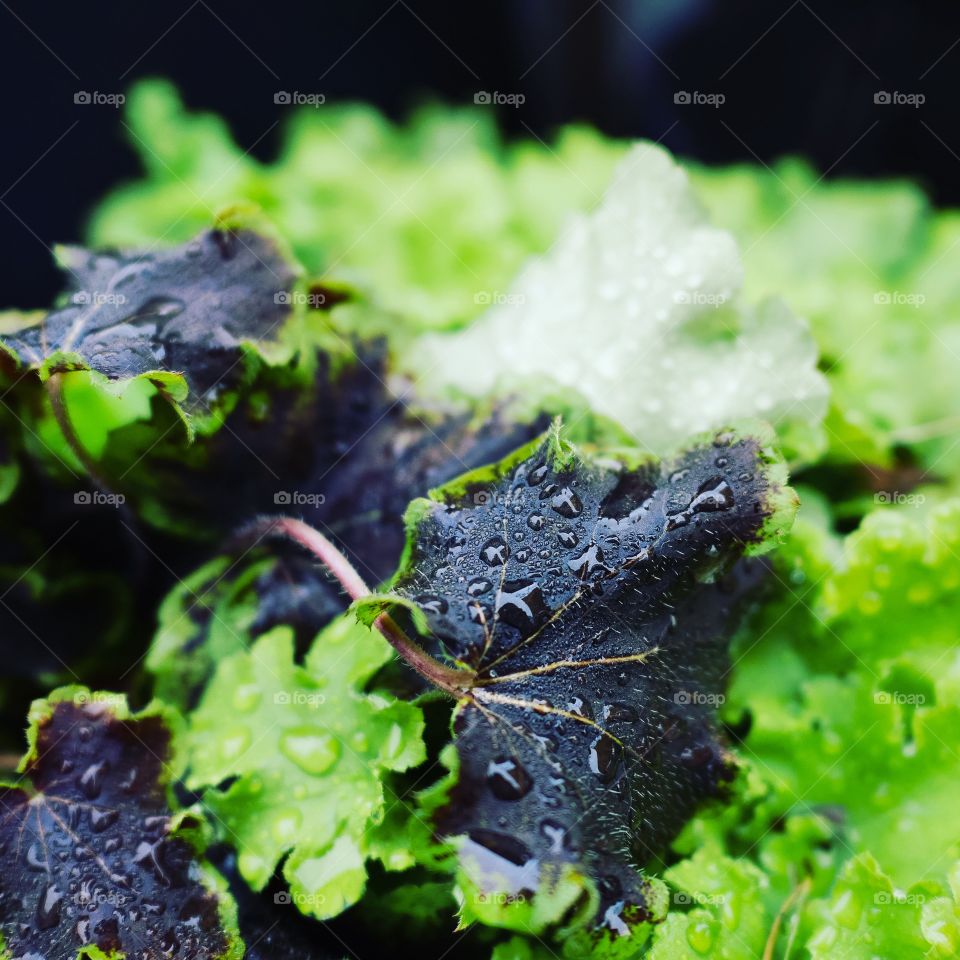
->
[474,91,525,108]
[874,290,925,307]
[674,290,728,308]
[674,689,725,707]
[273,690,326,707]
[274,491,326,507]
[874,490,925,507]
[74,491,125,508]
[74,91,125,108]
[274,290,327,308]
[874,91,924,108]
[473,290,525,306]
[475,892,527,905]
[874,691,926,706]
[274,91,326,108]
[71,290,127,307]
[275,890,326,907]
[674,91,725,108]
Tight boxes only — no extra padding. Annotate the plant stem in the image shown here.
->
[244,515,475,696]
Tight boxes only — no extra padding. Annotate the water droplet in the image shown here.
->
[689,478,735,513]
[669,469,691,484]
[590,734,623,784]
[479,536,509,566]
[77,725,94,742]
[279,727,340,775]
[527,513,545,531]
[568,543,612,580]
[467,578,493,597]
[515,548,532,562]
[538,482,558,501]
[416,594,448,616]
[540,819,566,853]
[89,807,118,833]
[687,918,717,954]
[496,580,548,630]
[486,756,534,800]
[602,703,638,723]
[126,296,186,327]
[715,456,728,468]
[680,745,714,768]
[567,697,593,721]
[550,487,583,518]
[26,842,49,871]
[219,727,251,762]
[527,463,548,486]
[78,760,108,800]
[36,883,63,930]
[270,807,303,845]
[232,683,261,713]
[557,529,578,549]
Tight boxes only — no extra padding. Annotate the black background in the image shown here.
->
[1,0,957,306]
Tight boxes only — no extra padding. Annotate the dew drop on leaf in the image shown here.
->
[590,734,623,785]
[486,756,534,801]
[278,727,341,775]
[467,578,493,597]
[495,580,548,630]
[550,486,583,518]
[479,536,509,566]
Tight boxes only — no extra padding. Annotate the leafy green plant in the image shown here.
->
[0,86,957,960]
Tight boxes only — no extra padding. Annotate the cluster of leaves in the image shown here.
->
[0,84,958,960]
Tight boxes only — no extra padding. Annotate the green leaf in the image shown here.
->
[647,845,773,960]
[0,688,243,960]
[802,853,947,959]
[366,423,795,934]
[413,144,828,462]
[183,621,426,919]
[89,82,624,332]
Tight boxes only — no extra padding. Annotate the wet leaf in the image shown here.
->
[0,227,299,411]
[0,689,242,960]
[367,422,796,934]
